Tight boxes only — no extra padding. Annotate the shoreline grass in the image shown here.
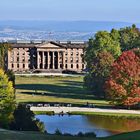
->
[68,111,140,118]
[33,110,140,119]
[33,111,55,115]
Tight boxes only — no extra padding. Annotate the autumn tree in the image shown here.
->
[105,49,140,108]
[0,69,15,128]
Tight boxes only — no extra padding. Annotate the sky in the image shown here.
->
[0,0,140,22]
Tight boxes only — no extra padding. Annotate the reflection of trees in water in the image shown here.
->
[86,115,140,132]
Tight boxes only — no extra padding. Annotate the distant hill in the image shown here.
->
[0,20,139,32]
[0,20,140,41]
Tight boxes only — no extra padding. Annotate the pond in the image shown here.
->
[36,115,140,137]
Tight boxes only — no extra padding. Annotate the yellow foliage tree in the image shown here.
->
[0,69,15,128]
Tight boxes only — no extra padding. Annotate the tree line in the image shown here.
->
[84,24,140,108]
[0,43,44,131]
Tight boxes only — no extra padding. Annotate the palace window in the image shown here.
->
[77,64,79,69]
[71,52,73,56]
[22,57,25,62]
[12,63,14,68]
[65,64,67,69]
[60,64,63,69]
[71,64,73,69]
[76,52,79,56]
[17,57,19,62]
[70,58,73,63]
[76,58,79,63]
[23,64,25,68]
[17,64,19,68]
[65,58,68,63]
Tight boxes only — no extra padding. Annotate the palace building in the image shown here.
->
[7,41,87,73]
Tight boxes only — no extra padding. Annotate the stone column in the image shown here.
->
[37,51,40,69]
[52,51,54,69]
[42,51,45,69]
[47,51,50,69]
[62,52,65,69]
[57,52,60,69]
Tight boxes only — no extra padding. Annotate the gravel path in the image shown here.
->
[15,73,83,77]
[30,106,140,114]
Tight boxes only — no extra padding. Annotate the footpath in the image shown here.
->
[30,106,140,114]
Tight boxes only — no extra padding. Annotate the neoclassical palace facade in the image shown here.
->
[7,41,87,73]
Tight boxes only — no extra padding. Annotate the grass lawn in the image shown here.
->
[1,129,140,140]
[69,111,140,118]
[15,75,109,107]
[0,130,95,140]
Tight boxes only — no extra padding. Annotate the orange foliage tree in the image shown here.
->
[105,49,140,107]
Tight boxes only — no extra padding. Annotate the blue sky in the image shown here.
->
[0,0,140,22]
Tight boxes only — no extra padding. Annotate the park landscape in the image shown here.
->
[0,0,140,140]
[0,25,140,139]
[0,24,140,140]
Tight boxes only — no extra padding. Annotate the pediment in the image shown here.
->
[36,41,64,49]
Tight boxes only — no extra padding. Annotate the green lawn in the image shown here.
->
[0,130,95,140]
[1,129,140,140]
[69,111,140,118]
[15,75,109,107]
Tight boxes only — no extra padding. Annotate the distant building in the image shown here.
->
[7,41,87,73]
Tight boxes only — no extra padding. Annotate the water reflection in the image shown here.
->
[36,115,140,137]
[86,115,140,133]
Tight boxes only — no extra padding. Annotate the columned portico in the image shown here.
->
[37,51,64,70]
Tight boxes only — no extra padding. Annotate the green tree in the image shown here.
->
[0,69,15,128]
[84,31,121,97]
[84,51,114,97]
[10,104,45,132]
[119,24,140,51]
[85,31,121,70]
